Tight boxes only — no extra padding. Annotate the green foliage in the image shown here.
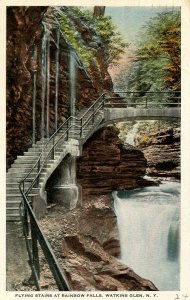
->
[57,7,127,68]
[114,10,181,95]
[136,134,151,147]
[116,120,180,146]
[95,15,127,67]
[57,9,95,67]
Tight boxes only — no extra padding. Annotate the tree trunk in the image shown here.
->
[93,6,105,17]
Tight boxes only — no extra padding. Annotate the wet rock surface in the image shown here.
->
[38,195,158,291]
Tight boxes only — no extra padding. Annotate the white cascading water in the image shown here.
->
[41,24,49,139]
[125,121,139,145]
[113,181,180,291]
[69,49,76,117]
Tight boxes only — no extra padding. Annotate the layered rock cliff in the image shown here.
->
[6,7,48,168]
[136,127,180,179]
[77,126,154,195]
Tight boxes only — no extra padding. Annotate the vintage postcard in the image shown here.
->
[1,0,190,299]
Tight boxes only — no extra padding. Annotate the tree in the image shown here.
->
[115,10,181,94]
[58,7,128,68]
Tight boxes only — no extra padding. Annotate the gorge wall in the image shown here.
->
[136,127,180,179]
[77,126,154,195]
[6,6,113,168]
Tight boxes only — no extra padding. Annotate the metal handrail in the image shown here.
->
[19,190,70,291]
[114,90,181,94]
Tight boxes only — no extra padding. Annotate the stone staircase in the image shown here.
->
[6,106,104,221]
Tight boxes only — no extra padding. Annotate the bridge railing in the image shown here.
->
[105,91,181,108]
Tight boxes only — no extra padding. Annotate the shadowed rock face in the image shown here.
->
[136,127,180,178]
[6,7,48,168]
[77,126,155,195]
[6,6,112,168]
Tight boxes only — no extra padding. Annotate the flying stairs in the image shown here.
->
[6,95,105,221]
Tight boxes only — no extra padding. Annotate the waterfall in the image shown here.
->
[69,49,76,118]
[55,29,60,131]
[31,44,37,144]
[113,181,180,291]
[46,33,50,138]
[41,24,50,139]
[125,121,139,146]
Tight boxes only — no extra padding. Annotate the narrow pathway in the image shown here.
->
[6,222,31,290]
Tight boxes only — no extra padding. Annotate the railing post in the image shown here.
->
[38,159,40,173]
[23,202,29,236]
[80,118,83,137]
[145,97,148,108]
[92,105,95,124]
[102,95,105,109]
[36,159,40,187]
[52,136,55,160]
[66,119,69,140]
[29,218,40,288]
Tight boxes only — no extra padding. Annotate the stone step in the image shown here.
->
[33,142,62,148]
[6,200,21,207]
[14,158,38,164]
[6,214,21,222]
[23,151,42,156]
[27,148,51,152]
[26,148,64,155]
[6,182,26,189]
[7,191,38,197]
[6,174,45,183]
[6,187,39,194]
[10,160,55,169]
[31,146,54,151]
[8,166,38,172]
[35,139,49,145]
[8,163,52,173]
[7,170,47,177]
[10,164,37,169]
[6,207,21,215]
[6,194,23,201]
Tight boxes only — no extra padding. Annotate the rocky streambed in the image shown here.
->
[37,194,157,291]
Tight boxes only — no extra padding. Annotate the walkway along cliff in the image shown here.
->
[6,7,180,291]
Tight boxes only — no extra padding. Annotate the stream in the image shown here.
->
[113,181,180,291]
